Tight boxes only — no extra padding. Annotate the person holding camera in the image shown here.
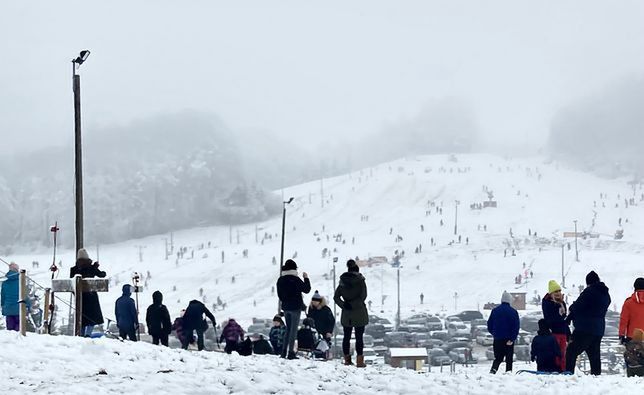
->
[276,259,311,359]
[334,259,369,367]
[70,248,106,337]
[182,299,217,351]
[115,284,139,341]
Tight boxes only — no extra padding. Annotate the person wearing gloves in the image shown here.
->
[487,291,520,374]
[619,277,644,344]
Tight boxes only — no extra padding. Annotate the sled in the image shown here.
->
[516,370,572,375]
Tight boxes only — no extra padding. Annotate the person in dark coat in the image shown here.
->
[307,290,335,344]
[70,248,106,337]
[565,271,611,375]
[531,319,562,372]
[115,284,139,341]
[237,336,253,356]
[182,299,216,351]
[269,315,287,356]
[487,291,520,374]
[276,259,311,359]
[334,259,368,367]
[253,334,273,355]
[146,290,172,346]
[296,317,318,350]
[541,280,570,371]
[172,309,191,346]
[220,318,245,354]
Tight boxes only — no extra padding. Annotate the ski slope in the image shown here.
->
[5,154,644,329]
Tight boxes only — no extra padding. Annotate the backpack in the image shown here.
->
[624,342,644,367]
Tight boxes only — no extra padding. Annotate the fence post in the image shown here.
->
[19,269,27,336]
[74,274,83,336]
[43,288,51,334]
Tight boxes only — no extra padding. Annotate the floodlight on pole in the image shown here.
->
[72,49,90,254]
[277,197,295,313]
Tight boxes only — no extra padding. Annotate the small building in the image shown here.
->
[389,348,428,371]
[484,292,526,311]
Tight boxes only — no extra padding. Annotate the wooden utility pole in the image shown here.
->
[73,69,84,253]
[43,288,51,334]
[52,275,108,336]
[19,269,27,336]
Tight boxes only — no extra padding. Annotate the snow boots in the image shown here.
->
[356,355,366,368]
[344,355,353,365]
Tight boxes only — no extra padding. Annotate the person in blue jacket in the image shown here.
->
[115,284,139,341]
[1,263,22,331]
[531,319,561,372]
[487,291,520,374]
[565,271,611,375]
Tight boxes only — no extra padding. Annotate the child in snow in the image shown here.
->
[253,334,274,355]
[624,328,644,377]
[296,317,318,351]
[269,315,287,356]
[531,319,561,372]
[172,309,192,347]
[220,318,245,354]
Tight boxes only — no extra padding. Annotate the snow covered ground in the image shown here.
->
[1,331,642,395]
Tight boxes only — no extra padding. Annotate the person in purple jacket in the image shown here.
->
[487,291,520,374]
[220,318,245,354]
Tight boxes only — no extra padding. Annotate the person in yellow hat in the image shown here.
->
[541,280,570,372]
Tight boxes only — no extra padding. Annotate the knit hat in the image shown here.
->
[77,248,90,260]
[347,259,359,272]
[311,290,323,302]
[634,277,644,291]
[283,259,297,271]
[8,262,19,272]
[501,291,513,304]
[585,271,600,286]
[548,280,561,294]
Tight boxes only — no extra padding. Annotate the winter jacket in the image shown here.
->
[619,290,644,338]
[531,331,561,372]
[146,291,172,336]
[172,316,190,344]
[568,282,611,336]
[70,260,106,326]
[115,285,138,330]
[307,298,335,336]
[220,319,244,343]
[269,325,286,354]
[183,300,216,330]
[253,336,273,355]
[1,271,20,316]
[237,337,253,356]
[276,270,311,311]
[487,302,520,341]
[541,294,570,336]
[334,272,369,327]
[297,327,318,350]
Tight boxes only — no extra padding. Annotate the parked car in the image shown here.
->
[453,310,484,323]
[363,334,375,348]
[424,338,444,349]
[384,331,413,348]
[373,345,388,357]
[476,332,494,346]
[471,318,487,327]
[440,339,472,353]
[520,316,539,333]
[429,348,452,366]
[449,347,478,364]
[447,322,470,338]
[470,324,488,339]
[406,324,430,333]
[363,348,378,365]
[365,323,386,339]
[445,316,463,324]
[431,331,450,341]
[514,345,531,361]
[426,316,443,331]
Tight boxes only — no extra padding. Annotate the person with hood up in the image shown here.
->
[619,277,644,343]
[269,315,287,356]
[307,290,335,344]
[530,319,562,372]
[334,259,368,367]
[487,291,520,374]
[541,280,570,371]
[115,284,139,341]
[565,271,611,375]
[182,299,217,351]
[276,259,311,359]
[253,334,274,355]
[146,290,172,346]
[70,248,106,337]
[220,318,245,354]
[1,262,24,331]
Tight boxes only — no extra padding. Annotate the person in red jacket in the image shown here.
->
[619,277,644,342]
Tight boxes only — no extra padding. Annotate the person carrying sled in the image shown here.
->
[146,291,172,346]
[531,319,562,372]
[70,249,106,337]
[220,318,244,354]
[182,299,217,351]
[487,291,520,374]
[334,259,369,367]
[276,259,311,359]
[541,280,570,371]
[115,284,139,341]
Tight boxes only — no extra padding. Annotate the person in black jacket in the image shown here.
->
[334,260,369,367]
[146,291,172,346]
[182,300,217,351]
[253,334,274,355]
[565,271,611,375]
[70,248,106,337]
[276,259,311,359]
[307,290,335,344]
[531,319,561,372]
[541,280,570,371]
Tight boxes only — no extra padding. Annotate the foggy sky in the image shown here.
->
[1,0,643,154]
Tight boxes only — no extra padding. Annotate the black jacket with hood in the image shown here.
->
[146,291,172,336]
[334,272,369,327]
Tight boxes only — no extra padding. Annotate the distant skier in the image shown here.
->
[115,284,139,341]
[146,291,172,346]
[334,259,369,368]
[182,299,217,351]
[487,291,520,374]
[420,293,424,304]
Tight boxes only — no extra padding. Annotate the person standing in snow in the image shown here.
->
[269,315,287,356]
[619,277,644,344]
[146,290,172,346]
[487,291,520,374]
[307,290,335,345]
[565,271,611,375]
[220,318,245,354]
[115,284,139,341]
[70,248,106,337]
[541,280,570,371]
[182,299,217,351]
[334,259,369,367]
[531,319,562,372]
[1,262,23,331]
[276,259,311,359]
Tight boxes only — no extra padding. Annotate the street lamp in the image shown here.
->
[454,200,460,236]
[277,197,294,313]
[72,50,90,253]
[573,220,579,262]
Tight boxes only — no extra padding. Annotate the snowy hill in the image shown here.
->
[5,153,644,329]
